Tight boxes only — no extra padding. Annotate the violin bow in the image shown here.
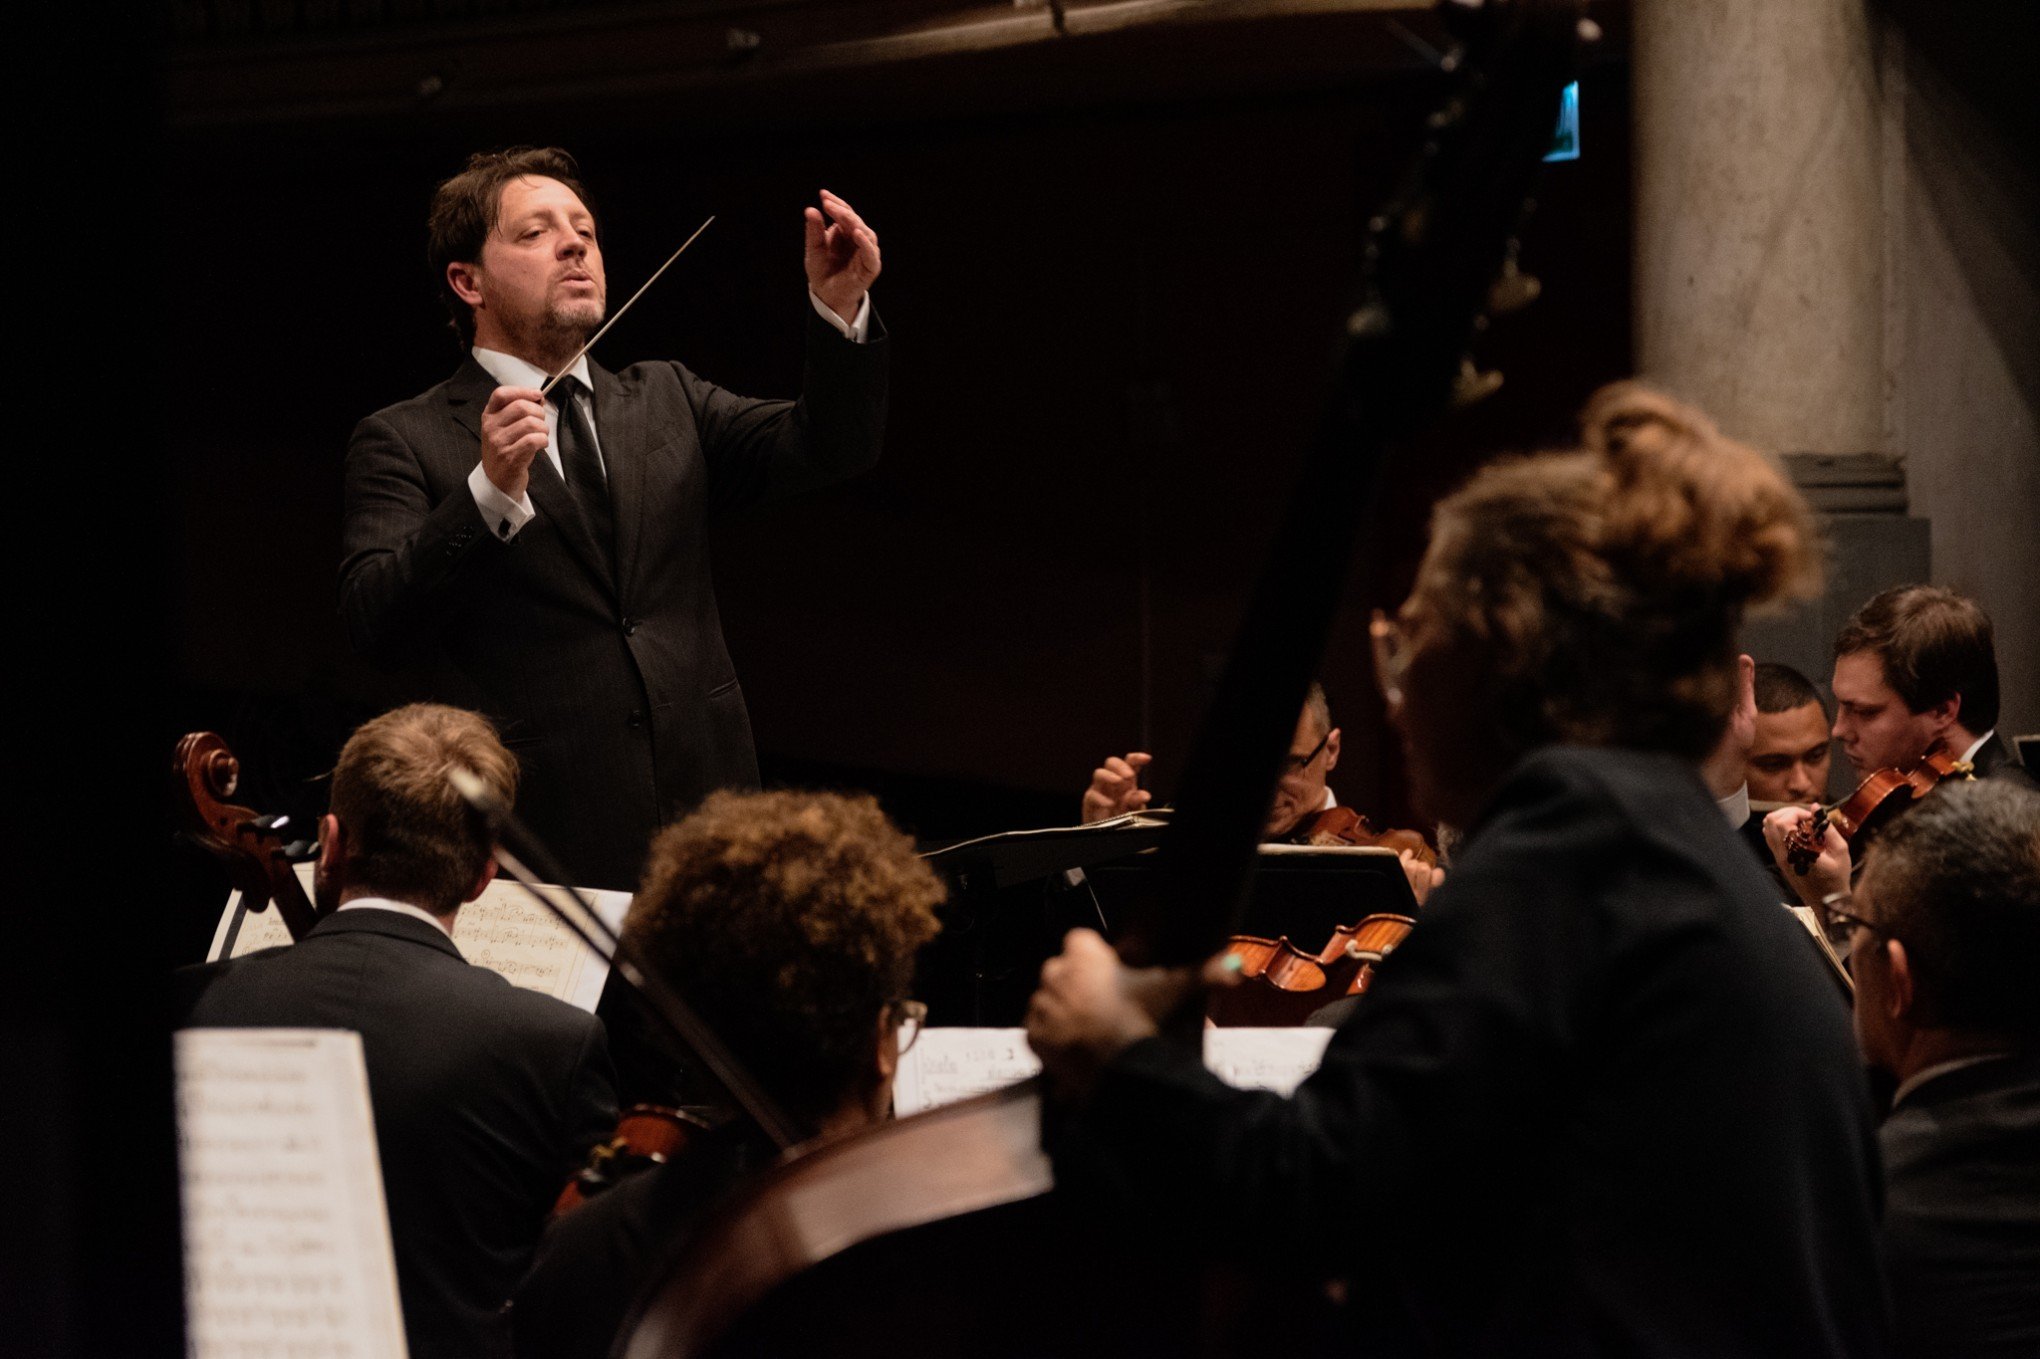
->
[447,766,804,1151]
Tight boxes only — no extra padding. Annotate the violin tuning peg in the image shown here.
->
[248,812,290,834]
[1452,356,1504,407]
[280,839,320,863]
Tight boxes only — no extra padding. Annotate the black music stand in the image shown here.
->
[918,814,1173,1025]
[1090,843,1420,954]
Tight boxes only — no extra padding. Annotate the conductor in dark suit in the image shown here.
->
[340,147,888,889]
[180,703,618,1359]
[1842,778,2040,1359]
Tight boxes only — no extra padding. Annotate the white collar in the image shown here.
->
[1957,729,1995,765]
[1891,1051,2015,1110]
[1716,782,1751,827]
[336,896,454,937]
[1320,787,1338,811]
[471,346,593,396]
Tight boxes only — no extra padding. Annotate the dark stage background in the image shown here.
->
[160,9,1633,957]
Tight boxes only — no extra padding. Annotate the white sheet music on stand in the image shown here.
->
[206,864,629,1013]
[177,1028,408,1359]
[892,1027,1337,1117]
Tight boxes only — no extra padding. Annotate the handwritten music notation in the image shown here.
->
[208,866,629,1013]
[891,1027,1337,1117]
[177,1028,409,1359]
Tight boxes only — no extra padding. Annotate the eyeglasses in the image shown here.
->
[892,999,929,1055]
[1820,894,1891,939]
[1370,609,1410,708]
[1282,730,1331,778]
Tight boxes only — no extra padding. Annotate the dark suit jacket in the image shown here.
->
[180,908,618,1359]
[1969,733,2038,789]
[1054,747,1888,1357]
[510,1125,760,1359]
[1880,1052,2040,1359]
[339,312,888,888]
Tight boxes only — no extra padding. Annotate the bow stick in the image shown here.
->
[540,214,715,398]
[447,764,804,1150]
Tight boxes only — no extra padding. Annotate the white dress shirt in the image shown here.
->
[1958,729,1996,765]
[335,895,454,937]
[465,291,871,542]
[1717,782,1751,827]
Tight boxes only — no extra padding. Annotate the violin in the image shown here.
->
[553,1104,714,1217]
[173,731,326,941]
[1783,743,1970,875]
[1211,913,1417,1027]
[1292,805,1438,865]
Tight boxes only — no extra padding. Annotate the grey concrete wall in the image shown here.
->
[1885,33,2040,741]
[1635,0,2039,745]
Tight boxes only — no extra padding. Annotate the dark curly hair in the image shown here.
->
[1415,382,1822,764]
[623,790,945,1129]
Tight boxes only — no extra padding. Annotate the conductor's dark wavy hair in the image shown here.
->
[426,146,595,346]
[1414,383,1823,764]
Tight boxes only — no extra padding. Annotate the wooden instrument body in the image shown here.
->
[1784,744,1968,874]
[553,1104,713,1217]
[1212,913,1417,1027]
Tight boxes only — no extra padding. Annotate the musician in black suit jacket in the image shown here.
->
[340,147,888,889]
[179,704,618,1359]
[1026,386,1888,1356]
[1845,778,2040,1359]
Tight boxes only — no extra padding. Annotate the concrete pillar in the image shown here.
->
[1633,0,1887,456]
[1634,0,2040,748]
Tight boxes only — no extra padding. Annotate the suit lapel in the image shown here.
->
[444,357,616,599]
[592,361,647,609]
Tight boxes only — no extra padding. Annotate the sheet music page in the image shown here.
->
[891,1028,1044,1117]
[208,865,629,1013]
[176,1028,409,1359]
[892,1026,1337,1115]
[1202,1027,1337,1095]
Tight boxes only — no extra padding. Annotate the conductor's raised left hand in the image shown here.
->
[805,190,881,326]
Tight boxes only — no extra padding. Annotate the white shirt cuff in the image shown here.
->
[810,289,870,343]
[467,462,536,540]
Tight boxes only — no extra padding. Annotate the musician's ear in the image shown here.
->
[1882,938,1916,1023]
[447,259,485,308]
[873,1009,900,1083]
[463,857,499,906]
[1922,693,1962,740]
[317,814,344,877]
[1324,727,1342,772]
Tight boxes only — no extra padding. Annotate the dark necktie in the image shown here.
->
[550,377,615,563]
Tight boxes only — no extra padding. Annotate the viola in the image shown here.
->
[173,731,326,941]
[1783,743,1969,875]
[1211,913,1417,1028]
